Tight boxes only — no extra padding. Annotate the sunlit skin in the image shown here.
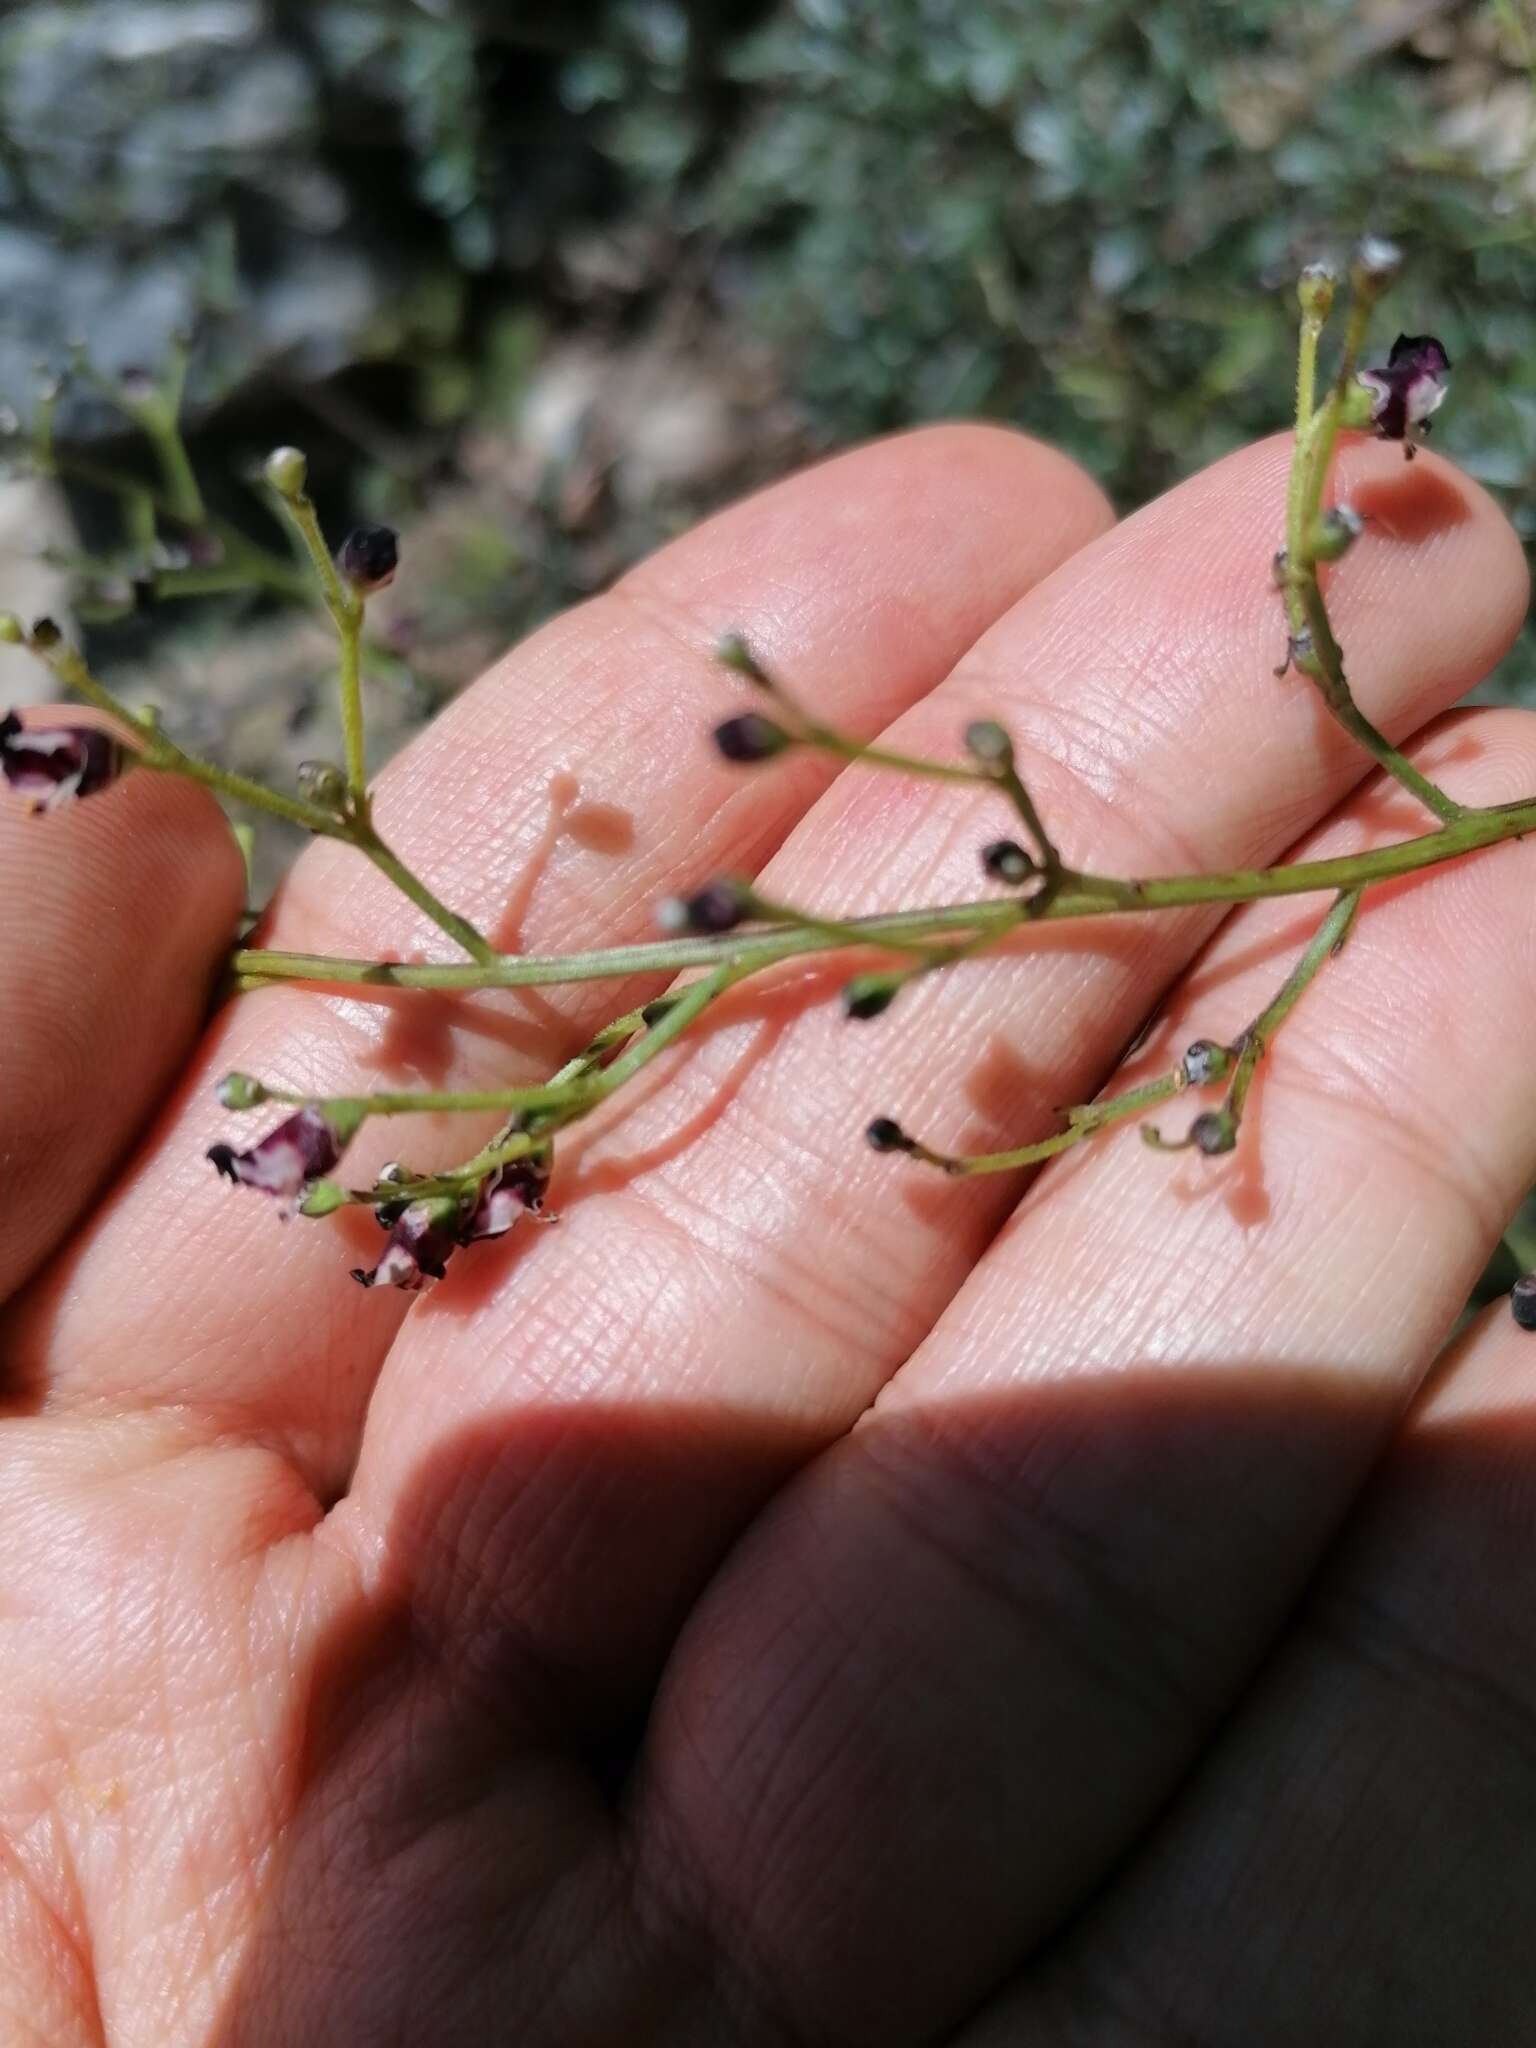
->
[3,421,1536,2045]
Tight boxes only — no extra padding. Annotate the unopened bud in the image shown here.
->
[264,445,308,497]
[981,838,1034,885]
[713,713,790,764]
[716,632,774,689]
[843,973,899,1022]
[1351,235,1402,294]
[299,1179,349,1218]
[337,524,399,594]
[1512,1274,1536,1332]
[29,616,60,649]
[0,612,21,644]
[1180,1039,1231,1087]
[215,1072,269,1110]
[297,759,349,810]
[1308,504,1365,562]
[1297,262,1336,322]
[1190,1109,1237,1156]
[656,879,749,935]
[964,718,1013,768]
[865,1116,911,1153]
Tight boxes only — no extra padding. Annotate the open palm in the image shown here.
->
[3,423,1534,2047]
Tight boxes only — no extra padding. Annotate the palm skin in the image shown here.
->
[2,422,1535,2048]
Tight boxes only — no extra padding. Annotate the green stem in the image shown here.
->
[269,962,744,1145]
[894,1068,1188,1178]
[1282,283,1462,826]
[1222,886,1360,1128]
[271,486,367,797]
[40,641,345,837]
[229,792,1536,995]
[351,827,499,967]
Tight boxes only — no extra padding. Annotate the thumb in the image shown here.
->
[0,709,243,1301]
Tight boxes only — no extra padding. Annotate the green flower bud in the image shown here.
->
[264,445,308,497]
[299,1179,349,1218]
[963,718,1013,768]
[215,1072,269,1111]
[1297,263,1336,322]
[1307,505,1365,563]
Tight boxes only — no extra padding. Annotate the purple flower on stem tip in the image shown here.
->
[352,1198,462,1290]
[462,1157,551,1243]
[208,1105,348,1212]
[0,711,124,811]
[1357,335,1451,451]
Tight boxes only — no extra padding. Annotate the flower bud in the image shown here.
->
[215,1071,269,1110]
[865,1116,911,1153]
[843,973,899,1021]
[1512,1274,1536,1332]
[337,524,399,594]
[963,718,1013,768]
[1307,504,1365,562]
[264,445,308,497]
[981,838,1034,885]
[656,879,749,935]
[716,633,774,689]
[712,713,791,764]
[297,759,349,810]
[1180,1039,1231,1088]
[29,616,61,650]
[1351,235,1403,294]
[1190,1109,1237,1156]
[299,1179,349,1218]
[1296,262,1336,322]
[0,612,22,644]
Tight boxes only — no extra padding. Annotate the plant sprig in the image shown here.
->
[6,239,1527,1306]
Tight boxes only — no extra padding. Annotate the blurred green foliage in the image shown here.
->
[581,0,1536,684]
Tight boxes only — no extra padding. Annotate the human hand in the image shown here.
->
[1,423,1532,2046]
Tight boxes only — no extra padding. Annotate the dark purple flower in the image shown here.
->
[352,1197,462,1290]
[1357,335,1451,450]
[0,711,124,811]
[208,1105,349,1210]
[462,1157,550,1243]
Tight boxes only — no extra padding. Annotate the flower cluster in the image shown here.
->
[354,1155,551,1290]
[206,1094,551,1288]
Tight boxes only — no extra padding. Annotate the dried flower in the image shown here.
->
[208,1104,357,1211]
[0,711,125,811]
[1357,335,1451,452]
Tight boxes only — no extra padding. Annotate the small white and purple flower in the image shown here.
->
[0,711,125,811]
[462,1156,551,1243]
[208,1104,351,1211]
[352,1197,463,1290]
[1357,334,1451,455]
